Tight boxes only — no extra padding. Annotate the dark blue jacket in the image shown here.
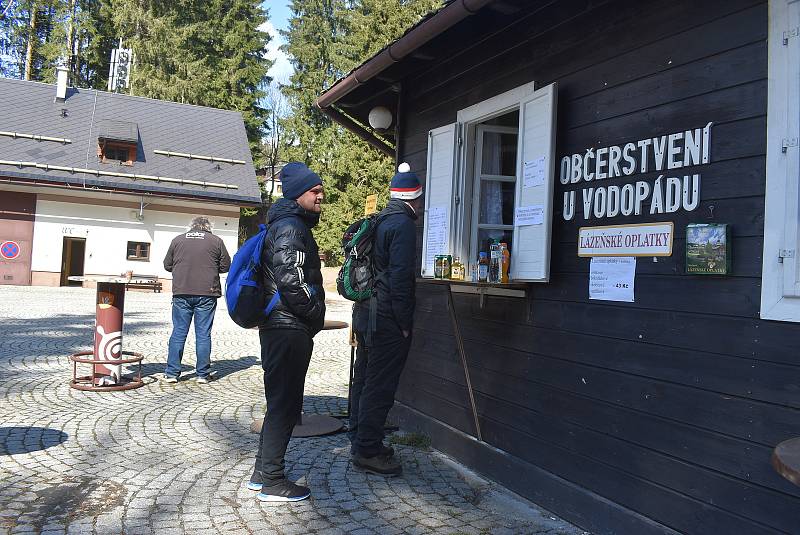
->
[354,199,417,334]
[260,198,326,335]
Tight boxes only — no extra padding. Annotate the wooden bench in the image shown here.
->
[125,274,163,293]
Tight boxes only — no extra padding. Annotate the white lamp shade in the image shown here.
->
[368,106,393,130]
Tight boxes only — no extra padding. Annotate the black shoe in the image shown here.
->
[352,453,402,476]
[256,480,310,502]
[350,443,395,457]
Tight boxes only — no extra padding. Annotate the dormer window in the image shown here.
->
[100,141,136,165]
[96,119,139,166]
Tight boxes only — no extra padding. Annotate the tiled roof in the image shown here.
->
[0,78,262,205]
[96,119,138,143]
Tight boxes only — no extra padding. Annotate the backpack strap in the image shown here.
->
[259,223,282,318]
[365,211,392,346]
[265,290,281,315]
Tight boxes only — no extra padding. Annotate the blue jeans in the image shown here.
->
[165,295,217,378]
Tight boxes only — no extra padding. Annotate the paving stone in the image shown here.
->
[0,286,586,535]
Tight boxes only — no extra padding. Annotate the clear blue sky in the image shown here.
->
[263,1,293,82]
[266,1,292,28]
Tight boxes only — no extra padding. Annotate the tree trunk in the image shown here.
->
[66,0,76,75]
[24,2,37,80]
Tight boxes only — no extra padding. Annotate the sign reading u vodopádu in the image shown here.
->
[559,122,712,222]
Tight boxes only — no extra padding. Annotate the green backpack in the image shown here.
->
[336,213,385,301]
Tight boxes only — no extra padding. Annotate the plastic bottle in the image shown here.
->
[499,242,510,283]
[450,256,465,281]
[489,241,501,283]
[478,252,489,282]
[470,263,478,282]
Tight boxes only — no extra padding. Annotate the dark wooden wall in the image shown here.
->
[391,0,800,533]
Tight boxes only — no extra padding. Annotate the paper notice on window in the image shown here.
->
[424,206,448,275]
[515,205,544,226]
[522,156,547,188]
[589,257,635,302]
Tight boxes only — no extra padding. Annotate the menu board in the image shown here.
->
[424,206,448,274]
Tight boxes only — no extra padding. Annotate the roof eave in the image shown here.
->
[0,171,262,207]
[315,0,496,111]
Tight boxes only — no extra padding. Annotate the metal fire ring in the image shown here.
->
[69,350,146,392]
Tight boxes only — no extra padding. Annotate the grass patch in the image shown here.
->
[388,431,432,450]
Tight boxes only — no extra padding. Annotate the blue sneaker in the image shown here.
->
[247,481,262,491]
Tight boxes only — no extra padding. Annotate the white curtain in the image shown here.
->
[480,132,503,225]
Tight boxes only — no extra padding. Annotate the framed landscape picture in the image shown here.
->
[686,223,731,275]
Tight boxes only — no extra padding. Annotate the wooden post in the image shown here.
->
[446,286,483,441]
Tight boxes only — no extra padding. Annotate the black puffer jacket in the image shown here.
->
[354,199,417,335]
[260,198,326,335]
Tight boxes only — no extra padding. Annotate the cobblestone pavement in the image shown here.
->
[0,286,587,535]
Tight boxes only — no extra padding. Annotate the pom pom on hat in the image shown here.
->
[390,162,422,200]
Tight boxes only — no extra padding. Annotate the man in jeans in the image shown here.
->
[350,163,423,476]
[248,162,326,502]
[162,216,231,384]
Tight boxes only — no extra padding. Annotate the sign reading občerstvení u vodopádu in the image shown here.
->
[560,123,712,222]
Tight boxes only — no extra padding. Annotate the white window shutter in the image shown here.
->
[511,82,558,282]
[762,0,800,320]
[421,123,458,277]
[781,0,800,297]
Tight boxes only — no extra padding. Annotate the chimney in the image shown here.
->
[55,66,69,102]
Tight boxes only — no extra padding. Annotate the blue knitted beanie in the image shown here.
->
[281,162,322,200]
[390,163,422,200]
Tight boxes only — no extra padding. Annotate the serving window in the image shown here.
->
[421,81,557,282]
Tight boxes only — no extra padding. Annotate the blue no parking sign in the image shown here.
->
[0,241,20,260]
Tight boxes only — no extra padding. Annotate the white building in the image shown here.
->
[0,73,262,290]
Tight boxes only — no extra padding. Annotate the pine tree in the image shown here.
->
[339,0,440,73]
[1,0,122,88]
[1,0,60,80]
[207,0,271,161]
[280,0,442,261]
[101,0,271,157]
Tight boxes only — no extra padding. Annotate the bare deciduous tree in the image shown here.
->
[262,78,289,206]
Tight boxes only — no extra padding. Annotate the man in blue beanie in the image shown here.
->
[349,162,423,476]
[249,161,326,501]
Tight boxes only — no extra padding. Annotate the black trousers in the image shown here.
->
[349,320,412,457]
[253,328,313,484]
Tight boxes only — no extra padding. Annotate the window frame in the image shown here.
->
[470,124,520,261]
[420,80,556,282]
[761,0,800,321]
[126,241,150,261]
[455,81,538,267]
[99,140,136,166]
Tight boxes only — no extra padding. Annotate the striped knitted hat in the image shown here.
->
[390,163,422,200]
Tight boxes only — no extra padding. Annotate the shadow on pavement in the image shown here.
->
[0,426,68,455]
[0,312,162,349]
[136,355,260,380]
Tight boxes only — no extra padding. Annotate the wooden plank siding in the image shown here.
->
[390,0,800,533]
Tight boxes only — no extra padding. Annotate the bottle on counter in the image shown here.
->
[489,241,501,283]
[434,255,452,279]
[450,256,465,281]
[478,252,489,282]
[470,262,478,282]
[499,242,510,283]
